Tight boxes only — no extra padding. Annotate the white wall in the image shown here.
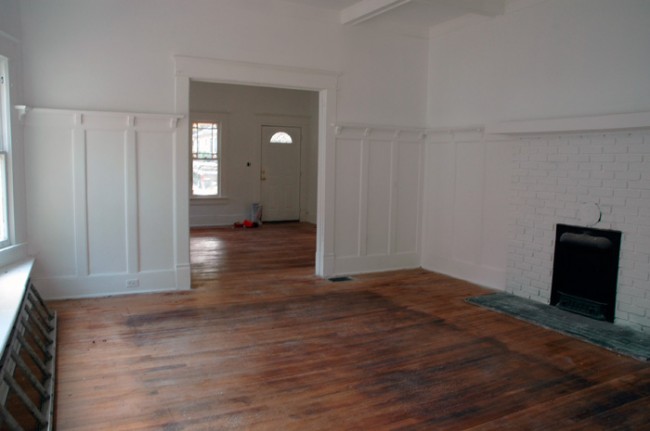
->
[0,0,21,40]
[189,82,319,227]
[18,0,429,296]
[422,0,650,291]
[0,0,28,268]
[338,23,428,127]
[19,0,428,127]
[427,0,650,128]
[19,0,339,114]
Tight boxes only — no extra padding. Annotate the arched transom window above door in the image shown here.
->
[269,131,293,144]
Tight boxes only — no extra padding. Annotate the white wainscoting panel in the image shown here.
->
[24,108,184,298]
[332,125,424,275]
[420,129,512,290]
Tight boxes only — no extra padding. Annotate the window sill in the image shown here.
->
[1,258,34,355]
[0,243,28,269]
[190,196,230,206]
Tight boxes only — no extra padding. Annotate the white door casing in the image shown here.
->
[174,55,339,278]
[260,126,301,222]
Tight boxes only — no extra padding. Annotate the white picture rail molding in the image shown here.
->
[21,107,183,129]
[486,111,650,136]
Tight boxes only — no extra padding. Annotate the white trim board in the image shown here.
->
[35,269,180,300]
[486,111,650,136]
[174,55,339,91]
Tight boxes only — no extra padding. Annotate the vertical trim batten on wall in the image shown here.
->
[387,139,398,256]
[125,127,139,274]
[72,126,88,277]
[358,138,370,257]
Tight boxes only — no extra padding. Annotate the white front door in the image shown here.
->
[260,126,301,222]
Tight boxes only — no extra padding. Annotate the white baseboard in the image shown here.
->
[35,269,190,300]
[422,256,506,291]
[189,213,247,228]
[333,253,419,276]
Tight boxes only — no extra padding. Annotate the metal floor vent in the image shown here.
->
[328,276,354,283]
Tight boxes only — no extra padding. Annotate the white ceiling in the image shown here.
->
[283,0,505,29]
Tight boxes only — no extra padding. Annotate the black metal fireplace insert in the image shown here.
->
[550,224,622,322]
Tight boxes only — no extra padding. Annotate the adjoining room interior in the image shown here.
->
[1,0,650,429]
[188,81,320,230]
[187,81,320,282]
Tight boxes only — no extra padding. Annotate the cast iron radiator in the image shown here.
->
[0,281,57,431]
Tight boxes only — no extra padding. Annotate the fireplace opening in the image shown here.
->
[550,224,622,322]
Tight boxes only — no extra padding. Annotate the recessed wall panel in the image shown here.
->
[480,140,511,271]
[395,144,421,254]
[25,127,77,276]
[334,140,361,257]
[366,141,391,255]
[421,142,456,262]
[452,142,484,264]
[137,132,174,271]
[86,130,127,274]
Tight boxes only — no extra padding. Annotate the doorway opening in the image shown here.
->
[186,81,320,282]
[174,55,338,285]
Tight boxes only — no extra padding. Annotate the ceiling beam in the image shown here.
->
[341,0,414,25]
[340,0,505,27]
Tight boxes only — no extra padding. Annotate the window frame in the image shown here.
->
[190,116,224,201]
[0,56,12,250]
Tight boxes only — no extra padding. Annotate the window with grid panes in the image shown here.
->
[191,121,221,197]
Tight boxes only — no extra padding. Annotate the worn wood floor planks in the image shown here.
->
[51,223,650,430]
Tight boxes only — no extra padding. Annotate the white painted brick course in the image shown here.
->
[591,154,616,162]
[591,171,615,180]
[615,171,642,181]
[617,302,646,317]
[558,146,578,154]
[615,154,643,163]
[630,179,650,190]
[507,131,650,332]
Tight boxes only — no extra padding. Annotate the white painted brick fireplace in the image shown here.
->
[505,126,650,332]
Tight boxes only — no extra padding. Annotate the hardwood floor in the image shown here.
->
[51,223,650,430]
